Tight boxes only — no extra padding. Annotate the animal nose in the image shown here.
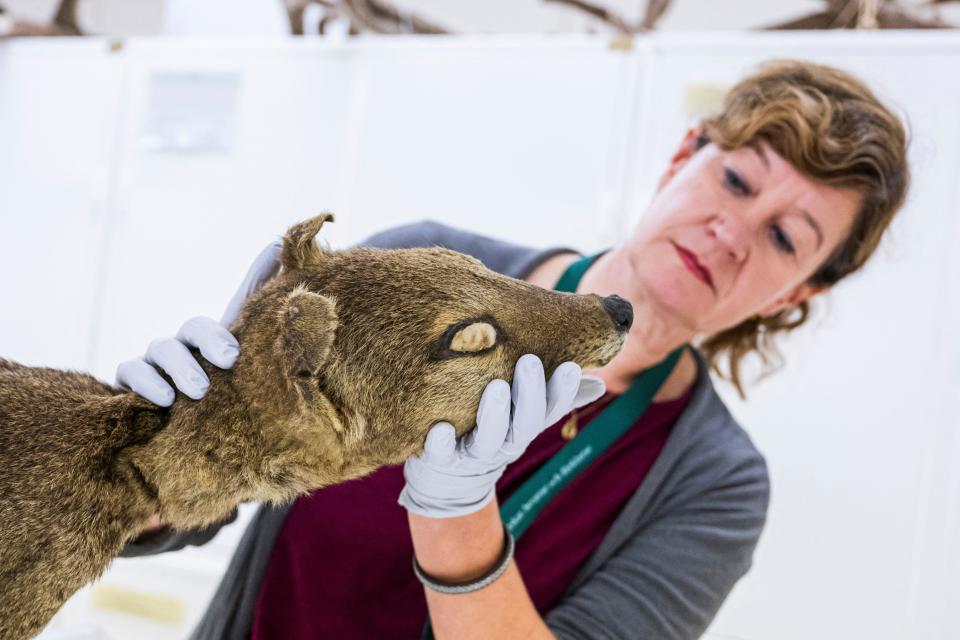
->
[601,295,633,333]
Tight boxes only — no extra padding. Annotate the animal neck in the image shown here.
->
[570,249,697,397]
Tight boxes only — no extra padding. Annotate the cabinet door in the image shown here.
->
[88,41,355,380]
[0,41,120,372]
[343,39,641,250]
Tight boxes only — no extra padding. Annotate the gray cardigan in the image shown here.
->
[122,221,770,640]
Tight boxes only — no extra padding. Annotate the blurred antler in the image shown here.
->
[286,0,449,35]
[546,0,954,31]
[0,0,82,38]
[543,0,673,32]
[765,0,953,29]
[641,0,672,30]
[544,0,633,32]
[347,0,448,33]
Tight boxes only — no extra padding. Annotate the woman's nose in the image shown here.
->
[708,214,749,263]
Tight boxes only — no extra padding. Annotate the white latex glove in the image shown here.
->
[115,241,282,406]
[398,354,606,519]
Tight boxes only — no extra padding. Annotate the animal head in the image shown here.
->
[232,214,631,471]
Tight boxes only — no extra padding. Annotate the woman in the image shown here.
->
[118,59,909,639]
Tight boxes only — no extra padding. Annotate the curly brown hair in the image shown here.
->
[695,60,910,398]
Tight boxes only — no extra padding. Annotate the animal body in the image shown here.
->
[0,214,630,639]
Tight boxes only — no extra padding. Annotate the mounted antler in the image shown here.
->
[543,0,674,33]
[765,0,954,30]
[545,0,955,32]
[285,0,448,35]
[1,0,955,41]
[0,0,82,38]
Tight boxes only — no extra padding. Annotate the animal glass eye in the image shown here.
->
[449,322,497,353]
[431,316,504,359]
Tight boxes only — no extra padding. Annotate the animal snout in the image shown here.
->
[601,295,633,333]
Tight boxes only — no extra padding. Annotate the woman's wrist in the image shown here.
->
[413,523,514,594]
[407,498,553,640]
[408,498,505,583]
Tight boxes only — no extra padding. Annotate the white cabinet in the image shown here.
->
[87,41,356,380]
[342,39,640,249]
[0,41,120,372]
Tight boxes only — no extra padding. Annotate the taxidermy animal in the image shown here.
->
[0,214,631,639]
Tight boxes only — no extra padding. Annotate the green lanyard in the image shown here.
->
[423,254,685,639]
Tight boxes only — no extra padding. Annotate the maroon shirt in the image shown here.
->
[251,386,693,639]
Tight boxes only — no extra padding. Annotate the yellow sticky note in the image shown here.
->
[685,83,729,118]
[92,584,184,625]
[609,34,634,52]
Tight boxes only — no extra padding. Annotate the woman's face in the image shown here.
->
[628,130,862,335]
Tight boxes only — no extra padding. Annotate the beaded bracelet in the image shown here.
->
[412,524,515,595]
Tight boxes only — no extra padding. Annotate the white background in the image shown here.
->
[0,32,958,640]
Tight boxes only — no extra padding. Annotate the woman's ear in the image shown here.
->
[758,283,824,317]
[657,126,705,191]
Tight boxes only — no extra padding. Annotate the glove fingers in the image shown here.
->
[220,240,283,327]
[573,375,607,409]
[464,379,511,460]
[421,422,457,466]
[544,361,582,426]
[145,337,210,400]
[507,354,547,449]
[176,316,240,369]
[116,359,176,407]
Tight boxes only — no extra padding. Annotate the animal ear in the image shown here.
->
[448,321,498,353]
[281,285,338,401]
[282,212,335,270]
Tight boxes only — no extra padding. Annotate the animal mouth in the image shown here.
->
[582,333,627,369]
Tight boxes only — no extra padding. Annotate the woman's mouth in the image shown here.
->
[673,242,715,291]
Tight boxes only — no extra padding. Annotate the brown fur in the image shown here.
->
[0,214,627,639]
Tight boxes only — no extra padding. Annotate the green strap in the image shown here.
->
[501,253,683,536]
[423,253,685,639]
[500,347,681,537]
[553,251,595,294]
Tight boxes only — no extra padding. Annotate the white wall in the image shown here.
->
[0,33,958,640]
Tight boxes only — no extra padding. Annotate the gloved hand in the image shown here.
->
[115,241,282,406]
[398,354,606,519]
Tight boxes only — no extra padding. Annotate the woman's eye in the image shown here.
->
[723,167,752,196]
[769,224,796,255]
